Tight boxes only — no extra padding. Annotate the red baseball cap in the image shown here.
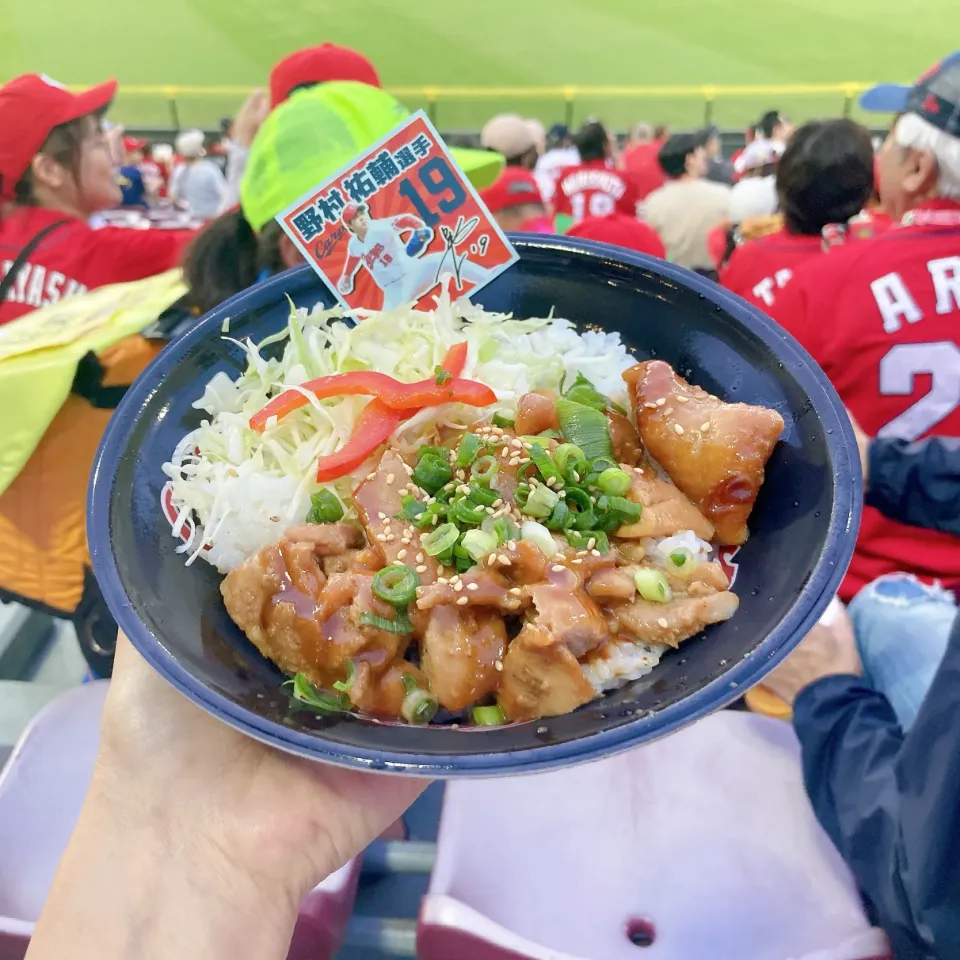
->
[342,202,367,225]
[0,73,116,202]
[269,44,381,108]
[479,167,544,213]
[566,214,666,260]
[123,135,148,153]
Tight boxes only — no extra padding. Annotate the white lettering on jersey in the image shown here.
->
[878,341,960,439]
[45,271,66,304]
[871,272,923,333]
[751,268,793,307]
[929,256,960,315]
[12,263,30,304]
[561,170,627,200]
[347,219,410,290]
[25,264,46,308]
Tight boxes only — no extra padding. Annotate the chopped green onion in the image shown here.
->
[413,502,448,529]
[492,412,515,430]
[413,455,454,495]
[401,673,419,694]
[372,564,420,607]
[422,522,460,557]
[454,433,484,468]
[593,530,610,553]
[523,483,560,519]
[563,372,610,412]
[607,496,643,524]
[596,511,624,534]
[471,455,499,485]
[553,443,585,475]
[286,673,348,715]
[455,554,473,573]
[555,398,613,461]
[564,529,609,552]
[472,704,506,726]
[529,443,562,484]
[492,516,518,544]
[402,687,439,724]
[462,528,498,561]
[435,546,456,568]
[545,500,571,531]
[520,520,556,557]
[515,483,531,509]
[590,457,618,474]
[467,482,499,506]
[564,487,596,530]
[398,495,427,521]
[306,489,344,524]
[434,365,452,386]
[359,610,415,634]
[453,497,486,526]
[333,660,356,693]
[634,568,673,603]
[597,467,632,496]
[417,445,450,462]
[537,429,562,440]
[668,546,698,576]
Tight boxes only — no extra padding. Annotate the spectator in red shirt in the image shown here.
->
[721,119,875,309]
[620,122,666,201]
[770,52,960,605]
[566,212,665,259]
[479,167,554,234]
[0,74,191,325]
[553,121,640,227]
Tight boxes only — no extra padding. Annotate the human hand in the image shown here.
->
[232,88,270,148]
[847,408,870,487]
[762,604,862,707]
[337,275,354,295]
[96,633,427,913]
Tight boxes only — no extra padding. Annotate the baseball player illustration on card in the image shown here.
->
[336,202,493,310]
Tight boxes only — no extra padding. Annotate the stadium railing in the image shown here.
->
[92,81,879,131]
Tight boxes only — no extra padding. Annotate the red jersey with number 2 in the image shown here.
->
[771,199,960,599]
[553,160,640,223]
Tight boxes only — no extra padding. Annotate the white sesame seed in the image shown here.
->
[700,422,711,432]
[486,506,495,515]
[656,397,667,407]
[386,534,396,542]
[674,424,684,435]
[551,564,565,572]
[511,438,523,448]
[437,577,448,585]
[677,395,689,403]
[509,587,522,596]
[415,552,424,563]
[509,456,522,466]
[378,512,387,520]
[401,537,411,545]
[403,463,414,475]
[376,534,387,542]
[644,402,658,410]
[454,581,464,592]
[507,540,517,550]
[492,498,503,507]
[664,407,673,415]
[545,476,557,487]
[523,442,533,450]
[366,472,376,481]
[497,554,511,566]
[456,596,469,606]
[558,490,567,498]
[397,549,407,560]
[456,470,466,481]
[657,617,669,629]
[591,549,601,557]
[459,484,471,495]
[416,564,428,573]
[529,477,539,487]
[501,446,509,457]
[587,537,596,549]
[572,558,583,564]
[467,582,479,591]
[386,473,395,485]
[495,660,503,672]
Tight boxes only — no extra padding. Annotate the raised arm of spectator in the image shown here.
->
[221,89,269,214]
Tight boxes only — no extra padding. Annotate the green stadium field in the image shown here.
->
[0,0,951,130]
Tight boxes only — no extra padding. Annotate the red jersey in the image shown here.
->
[0,206,192,325]
[770,199,960,599]
[620,142,665,201]
[553,160,641,223]
[720,229,823,309]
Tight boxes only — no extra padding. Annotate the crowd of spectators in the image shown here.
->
[3,41,960,957]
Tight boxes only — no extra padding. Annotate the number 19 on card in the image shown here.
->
[398,157,467,227]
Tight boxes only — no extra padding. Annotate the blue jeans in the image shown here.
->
[848,574,957,732]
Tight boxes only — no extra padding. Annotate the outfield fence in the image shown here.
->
[90,81,882,131]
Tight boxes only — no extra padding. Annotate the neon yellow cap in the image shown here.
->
[240,81,504,231]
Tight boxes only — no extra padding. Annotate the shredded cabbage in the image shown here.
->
[164,291,636,572]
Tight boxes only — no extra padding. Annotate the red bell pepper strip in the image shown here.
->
[315,399,404,482]
[312,342,471,482]
[250,341,477,432]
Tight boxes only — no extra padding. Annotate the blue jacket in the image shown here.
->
[793,435,960,958]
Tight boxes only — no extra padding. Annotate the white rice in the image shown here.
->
[582,638,669,693]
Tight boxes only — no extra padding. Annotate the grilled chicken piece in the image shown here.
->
[586,567,637,602]
[416,568,527,614]
[221,544,407,688]
[527,565,609,658]
[615,467,715,541]
[614,591,739,648]
[624,360,784,545]
[606,410,643,465]
[349,660,429,718]
[354,449,440,585]
[514,391,559,436]
[663,559,730,597]
[498,623,597,722]
[421,605,507,711]
[283,523,364,554]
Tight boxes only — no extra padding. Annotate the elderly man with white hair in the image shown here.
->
[170,128,227,219]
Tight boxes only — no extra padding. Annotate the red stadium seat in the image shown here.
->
[418,711,890,960]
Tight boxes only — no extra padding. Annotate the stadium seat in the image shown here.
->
[417,711,890,960]
[0,681,359,960]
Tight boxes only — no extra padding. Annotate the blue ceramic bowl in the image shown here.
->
[89,236,860,776]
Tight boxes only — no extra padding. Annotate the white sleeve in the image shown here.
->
[220,141,248,214]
